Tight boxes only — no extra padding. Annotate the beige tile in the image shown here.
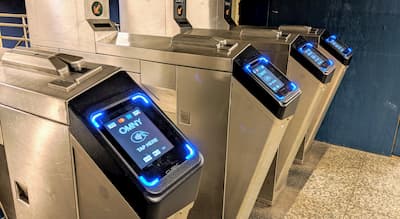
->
[317,146,366,171]
[284,195,347,219]
[350,186,400,218]
[344,204,392,219]
[362,153,400,174]
[357,154,400,197]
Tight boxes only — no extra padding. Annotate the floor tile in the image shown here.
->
[350,185,400,218]
[356,154,400,197]
[344,205,392,219]
[317,146,366,171]
[284,195,347,219]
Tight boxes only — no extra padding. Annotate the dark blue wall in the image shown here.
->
[109,0,120,24]
[0,0,26,48]
[241,0,400,155]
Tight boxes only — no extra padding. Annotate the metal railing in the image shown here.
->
[0,13,29,48]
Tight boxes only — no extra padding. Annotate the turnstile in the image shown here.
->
[170,0,340,205]
[175,28,336,205]
[279,25,353,163]
[23,1,303,217]
[0,48,203,219]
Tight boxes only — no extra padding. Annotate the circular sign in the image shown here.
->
[91,1,103,17]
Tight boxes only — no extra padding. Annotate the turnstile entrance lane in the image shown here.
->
[171,2,337,203]
[279,25,353,163]
[0,49,204,219]
[22,1,303,217]
[225,47,300,219]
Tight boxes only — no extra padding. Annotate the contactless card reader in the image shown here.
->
[278,25,353,164]
[234,47,301,119]
[69,72,203,219]
[220,46,301,219]
[291,36,335,83]
[321,32,353,65]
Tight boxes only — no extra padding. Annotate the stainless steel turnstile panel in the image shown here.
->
[225,79,291,219]
[259,57,326,204]
[176,66,231,219]
[70,136,140,219]
[0,105,77,219]
[298,47,348,162]
[0,141,15,219]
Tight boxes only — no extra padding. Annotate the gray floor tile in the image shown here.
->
[344,204,392,219]
[350,185,400,218]
[251,141,400,219]
[284,195,347,219]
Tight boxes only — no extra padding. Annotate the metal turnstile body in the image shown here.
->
[279,25,353,163]
[0,49,203,219]
[23,1,303,217]
[177,28,336,205]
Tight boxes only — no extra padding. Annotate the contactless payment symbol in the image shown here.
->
[91,1,103,17]
[131,131,150,143]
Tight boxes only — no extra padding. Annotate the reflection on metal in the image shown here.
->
[0,48,120,219]
[0,13,29,48]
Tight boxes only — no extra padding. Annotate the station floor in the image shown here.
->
[250,141,400,219]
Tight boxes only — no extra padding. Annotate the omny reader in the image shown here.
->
[69,72,203,219]
[278,25,353,162]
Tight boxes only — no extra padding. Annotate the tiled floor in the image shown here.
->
[251,141,400,219]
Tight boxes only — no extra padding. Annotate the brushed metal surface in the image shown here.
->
[119,0,227,37]
[96,32,250,72]
[70,135,140,219]
[224,79,291,219]
[26,0,116,53]
[176,66,231,219]
[259,58,327,204]
[0,120,3,145]
[299,47,348,161]
[141,61,176,90]
[0,53,120,124]
[0,105,77,219]
[58,48,141,73]
[0,144,15,219]
[181,28,298,72]
[25,0,97,53]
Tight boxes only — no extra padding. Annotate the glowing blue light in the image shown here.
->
[185,144,196,160]
[327,59,334,66]
[258,57,270,64]
[289,82,298,91]
[243,56,270,74]
[298,43,314,54]
[326,35,337,43]
[276,95,285,100]
[139,176,160,187]
[131,93,150,105]
[344,47,353,55]
[90,112,104,128]
[244,63,252,73]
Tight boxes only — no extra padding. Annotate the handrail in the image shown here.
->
[0,13,29,48]
[0,13,27,18]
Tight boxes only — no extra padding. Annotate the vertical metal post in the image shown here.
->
[0,30,3,48]
[22,15,28,47]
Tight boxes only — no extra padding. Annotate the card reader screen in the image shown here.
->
[303,47,326,66]
[252,64,284,92]
[104,108,174,169]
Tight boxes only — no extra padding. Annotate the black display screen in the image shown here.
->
[329,40,346,53]
[302,46,326,66]
[252,64,284,92]
[298,43,333,70]
[104,107,174,169]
